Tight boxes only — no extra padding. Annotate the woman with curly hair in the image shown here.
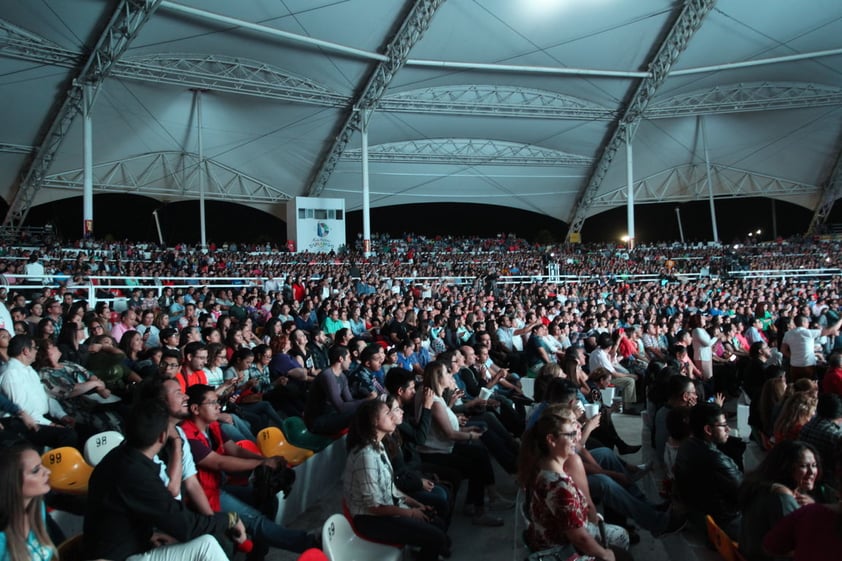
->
[773,391,817,443]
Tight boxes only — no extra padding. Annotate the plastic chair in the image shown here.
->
[705,514,739,561]
[256,427,315,467]
[322,513,402,561]
[283,416,334,451]
[520,377,535,400]
[83,430,124,466]
[341,499,403,548]
[42,447,94,495]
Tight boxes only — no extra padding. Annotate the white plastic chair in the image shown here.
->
[321,513,402,561]
[520,377,535,400]
[83,431,124,466]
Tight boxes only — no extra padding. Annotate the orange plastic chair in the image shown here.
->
[705,514,739,561]
[256,427,314,467]
[41,447,94,495]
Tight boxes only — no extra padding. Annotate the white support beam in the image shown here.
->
[566,0,716,240]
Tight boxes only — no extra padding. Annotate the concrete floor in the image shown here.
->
[267,397,764,561]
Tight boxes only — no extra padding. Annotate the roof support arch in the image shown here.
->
[2,0,163,232]
[305,0,445,197]
[565,0,716,241]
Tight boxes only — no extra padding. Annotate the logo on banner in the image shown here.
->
[317,222,330,237]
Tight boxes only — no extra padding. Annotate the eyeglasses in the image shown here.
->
[201,400,220,406]
[557,431,578,439]
[710,423,730,429]
[162,362,180,369]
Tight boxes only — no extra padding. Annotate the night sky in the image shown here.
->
[10,194,831,246]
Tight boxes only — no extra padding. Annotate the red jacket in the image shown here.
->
[180,419,226,511]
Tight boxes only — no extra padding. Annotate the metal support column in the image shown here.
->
[82,84,93,238]
[626,126,635,249]
[675,207,685,244]
[701,117,719,242]
[194,89,207,247]
[361,109,372,257]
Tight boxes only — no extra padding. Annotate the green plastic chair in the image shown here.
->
[283,416,334,452]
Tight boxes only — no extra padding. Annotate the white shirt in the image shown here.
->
[0,357,66,424]
[783,326,822,367]
[154,425,197,501]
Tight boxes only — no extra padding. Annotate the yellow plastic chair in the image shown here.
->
[705,514,740,561]
[41,447,94,495]
[256,427,314,467]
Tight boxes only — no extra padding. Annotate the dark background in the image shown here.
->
[7,194,833,245]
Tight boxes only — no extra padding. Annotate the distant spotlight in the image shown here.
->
[756,229,762,235]
[827,257,832,263]
[733,244,740,250]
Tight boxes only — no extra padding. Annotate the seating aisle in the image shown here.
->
[266,403,764,561]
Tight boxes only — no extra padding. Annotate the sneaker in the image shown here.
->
[487,496,515,511]
[472,513,504,527]
[654,511,687,537]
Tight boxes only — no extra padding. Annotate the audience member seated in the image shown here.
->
[797,393,842,480]
[343,399,451,561]
[181,384,316,556]
[0,334,77,450]
[35,338,123,435]
[304,346,370,435]
[84,399,240,561]
[738,440,831,561]
[416,360,511,527]
[674,402,743,539]
[0,441,58,560]
[517,406,631,561]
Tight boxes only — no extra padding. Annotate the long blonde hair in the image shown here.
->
[0,442,55,561]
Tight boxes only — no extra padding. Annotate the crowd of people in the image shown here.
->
[1,234,842,561]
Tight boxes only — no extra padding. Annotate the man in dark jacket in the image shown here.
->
[674,402,743,539]
[84,399,245,561]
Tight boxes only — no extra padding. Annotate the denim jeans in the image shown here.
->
[220,485,311,554]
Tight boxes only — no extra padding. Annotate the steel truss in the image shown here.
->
[379,85,616,120]
[114,54,346,107]
[0,143,34,155]
[2,1,162,232]
[566,0,716,240]
[587,164,819,211]
[808,141,842,234]
[305,0,445,197]
[343,138,592,166]
[648,81,842,118]
[41,151,291,203]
